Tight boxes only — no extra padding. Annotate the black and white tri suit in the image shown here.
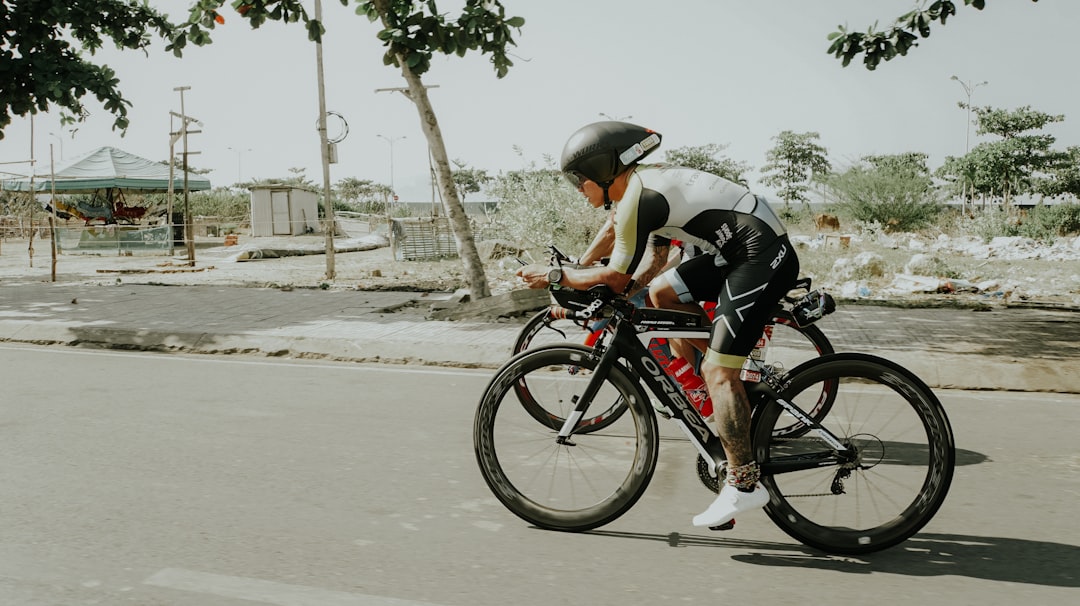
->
[609,163,800,368]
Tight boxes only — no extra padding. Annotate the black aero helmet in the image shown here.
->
[560,121,662,207]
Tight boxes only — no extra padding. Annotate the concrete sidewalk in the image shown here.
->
[1,281,1077,393]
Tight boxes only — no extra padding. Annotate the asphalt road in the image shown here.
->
[2,344,1078,605]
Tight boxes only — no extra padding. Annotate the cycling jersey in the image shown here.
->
[609,164,786,275]
[610,163,800,366]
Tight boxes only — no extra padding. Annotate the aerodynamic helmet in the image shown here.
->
[560,121,662,193]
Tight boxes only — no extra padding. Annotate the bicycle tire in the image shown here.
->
[512,309,630,433]
[767,311,838,438]
[474,344,659,532]
[752,352,955,555]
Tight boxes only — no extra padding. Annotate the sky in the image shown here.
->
[2,0,1079,204]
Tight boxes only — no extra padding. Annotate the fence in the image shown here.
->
[389,217,458,261]
[0,220,241,256]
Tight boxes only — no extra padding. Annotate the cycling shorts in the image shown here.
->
[661,234,799,368]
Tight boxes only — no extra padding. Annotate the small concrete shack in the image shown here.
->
[248,185,320,236]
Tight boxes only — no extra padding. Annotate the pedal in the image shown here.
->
[708,519,736,531]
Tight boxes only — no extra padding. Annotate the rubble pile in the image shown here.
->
[793,233,1080,307]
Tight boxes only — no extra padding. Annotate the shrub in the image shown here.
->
[483,164,602,259]
[960,202,1080,243]
[825,154,945,232]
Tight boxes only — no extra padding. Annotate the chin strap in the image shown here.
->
[602,185,612,211]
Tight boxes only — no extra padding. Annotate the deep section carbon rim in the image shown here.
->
[474,345,659,532]
[754,353,955,555]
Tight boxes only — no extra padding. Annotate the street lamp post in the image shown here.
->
[950,75,988,212]
[48,132,63,161]
[377,134,406,201]
[374,85,440,215]
[227,147,252,184]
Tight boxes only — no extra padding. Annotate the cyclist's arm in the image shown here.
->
[555,233,670,294]
[515,261,633,293]
[576,212,615,266]
[629,238,671,291]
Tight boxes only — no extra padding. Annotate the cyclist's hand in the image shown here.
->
[516,264,554,289]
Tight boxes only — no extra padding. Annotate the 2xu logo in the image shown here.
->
[770,243,788,270]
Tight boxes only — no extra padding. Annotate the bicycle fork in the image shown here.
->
[554,340,621,445]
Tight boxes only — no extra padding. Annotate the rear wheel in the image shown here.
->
[766,312,837,438]
[752,353,955,555]
[512,309,628,433]
[474,344,659,532]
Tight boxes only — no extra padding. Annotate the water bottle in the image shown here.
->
[666,356,713,418]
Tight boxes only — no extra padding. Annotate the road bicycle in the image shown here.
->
[474,284,955,555]
[511,250,837,435]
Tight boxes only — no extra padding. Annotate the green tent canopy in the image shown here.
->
[1,146,211,193]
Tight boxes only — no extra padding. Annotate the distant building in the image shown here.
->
[248,185,320,236]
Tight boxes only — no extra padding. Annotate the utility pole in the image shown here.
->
[171,86,202,264]
[314,0,336,280]
[49,144,58,281]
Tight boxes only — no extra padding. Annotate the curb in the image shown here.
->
[3,319,1077,393]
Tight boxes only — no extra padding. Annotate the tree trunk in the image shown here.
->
[393,64,491,298]
[368,1,491,299]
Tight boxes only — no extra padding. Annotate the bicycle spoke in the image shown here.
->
[755,354,954,555]
[475,345,659,532]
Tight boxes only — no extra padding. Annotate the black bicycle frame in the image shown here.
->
[554,306,851,478]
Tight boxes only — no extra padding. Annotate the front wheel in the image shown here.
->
[752,353,955,555]
[474,344,659,532]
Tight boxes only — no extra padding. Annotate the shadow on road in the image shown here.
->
[583,529,1077,587]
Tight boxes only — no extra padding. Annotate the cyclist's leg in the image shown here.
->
[648,254,718,361]
[693,237,800,527]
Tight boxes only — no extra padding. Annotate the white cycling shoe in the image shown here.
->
[692,483,770,528]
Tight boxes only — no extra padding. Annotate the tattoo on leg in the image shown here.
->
[715,386,753,466]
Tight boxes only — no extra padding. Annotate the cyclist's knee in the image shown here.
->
[700,352,744,385]
[648,276,680,308]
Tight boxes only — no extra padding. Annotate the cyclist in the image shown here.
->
[516,121,800,528]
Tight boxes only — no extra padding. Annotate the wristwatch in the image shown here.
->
[546,267,563,285]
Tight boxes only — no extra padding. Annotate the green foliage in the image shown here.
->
[358,0,525,78]
[334,176,392,213]
[178,1,323,50]
[0,189,37,217]
[964,203,1080,242]
[760,131,831,207]
[186,188,252,219]
[775,201,817,225]
[826,152,944,232]
[484,162,602,257]
[826,1,1038,71]
[450,159,491,202]
[0,0,178,139]
[937,105,1066,203]
[181,1,524,79]
[664,144,751,185]
[138,187,250,221]
[1038,146,1080,198]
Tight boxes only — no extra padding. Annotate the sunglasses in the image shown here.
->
[563,170,589,190]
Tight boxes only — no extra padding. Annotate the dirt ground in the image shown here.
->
[0,234,518,294]
[2,232,1077,312]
